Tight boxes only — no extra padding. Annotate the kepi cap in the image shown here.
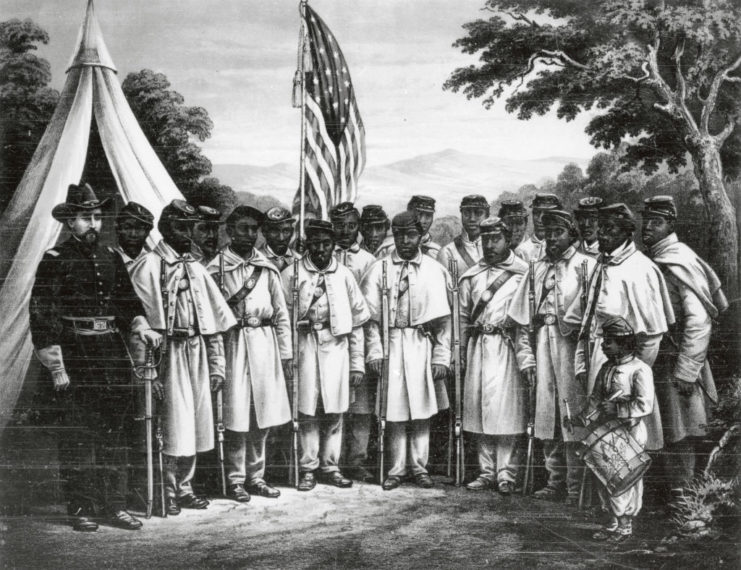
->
[542,209,576,230]
[498,200,527,219]
[227,205,265,225]
[392,211,423,232]
[531,193,561,210]
[196,205,222,223]
[407,195,436,212]
[160,199,199,223]
[360,205,388,224]
[460,194,489,210]
[304,219,335,238]
[642,195,677,220]
[602,315,635,338]
[264,206,294,225]
[329,201,360,221]
[574,196,604,217]
[116,201,154,227]
[479,216,510,236]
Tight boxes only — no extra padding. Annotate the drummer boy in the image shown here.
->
[567,316,656,543]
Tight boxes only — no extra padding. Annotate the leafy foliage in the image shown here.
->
[0,19,59,213]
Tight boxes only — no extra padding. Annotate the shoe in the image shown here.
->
[498,480,515,495]
[607,530,632,544]
[564,495,580,508]
[227,484,251,503]
[109,510,143,530]
[346,466,376,483]
[298,472,316,492]
[466,477,494,491]
[177,494,209,509]
[165,497,181,516]
[382,476,401,491]
[247,482,280,499]
[533,486,564,501]
[71,516,98,532]
[321,471,353,488]
[415,473,434,489]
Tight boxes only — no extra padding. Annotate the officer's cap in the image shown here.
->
[360,205,388,224]
[574,196,604,217]
[227,205,265,226]
[542,209,576,230]
[498,200,527,219]
[329,201,360,221]
[460,195,489,211]
[601,315,635,338]
[642,195,677,220]
[407,195,436,212]
[263,206,294,226]
[392,211,423,233]
[531,193,562,211]
[116,201,154,227]
[52,182,111,222]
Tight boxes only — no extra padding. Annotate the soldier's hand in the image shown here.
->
[576,372,587,389]
[282,359,294,382]
[599,400,617,415]
[673,378,695,397]
[350,372,364,388]
[367,359,383,377]
[432,364,449,381]
[52,370,70,392]
[153,380,165,401]
[522,368,536,389]
[140,328,163,348]
[211,374,224,392]
[562,416,573,433]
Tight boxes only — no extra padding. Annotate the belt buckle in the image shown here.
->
[481,324,494,334]
[544,314,556,325]
[246,316,260,328]
[396,319,408,328]
[312,322,323,331]
[93,320,107,331]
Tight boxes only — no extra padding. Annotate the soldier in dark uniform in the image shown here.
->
[30,183,161,532]
[359,205,390,256]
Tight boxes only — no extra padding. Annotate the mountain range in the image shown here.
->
[213,149,589,216]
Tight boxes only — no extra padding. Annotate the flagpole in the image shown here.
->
[298,0,308,244]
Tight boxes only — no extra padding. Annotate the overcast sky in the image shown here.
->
[6,0,596,167]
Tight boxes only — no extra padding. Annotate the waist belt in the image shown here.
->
[297,320,330,332]
[533,313,558,329]
[168,326,198,340]
[61,316,117,336]
[239,315,274,328]
[471,324,507,336]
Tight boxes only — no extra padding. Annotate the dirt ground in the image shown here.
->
[1,475,738,570]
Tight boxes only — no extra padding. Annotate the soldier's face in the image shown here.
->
[413,209,434,234]
[333,214,360,249]
[227,217,260,254]
[306,232,335,269]
[393,228,422,260]
[504,216,527,247]
[544,224,572,260]
[360,221,388,252]
[461,207,488,239]
[641,215,673,247]
[598,219,630,254]
[193,221,219,254]
[67,209,102,245]
[577,214,599,243]
[167,220,193,252]
[602,336,624,361]
[116,218,150,253]
[482,232,510,265]
[532,209,548,236]
[263,221,294,255]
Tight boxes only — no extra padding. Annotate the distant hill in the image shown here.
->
[213,149,588,217]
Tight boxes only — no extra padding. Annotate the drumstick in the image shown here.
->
[562,398,573,434]
[586,389,624,421]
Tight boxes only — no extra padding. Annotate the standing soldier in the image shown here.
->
[515,193,561,262]
[207,206,292,502]
[498,200,528,251]
[574,197,603,258]
[376,196,441,259]
[129,200,237,515]
[359,205,390,256]
[641,196,728,495]
[261,207,301,272]
[330,202,377,483]
[457,217,528,495]
[30,183,161,532]
[437,195,489,274]
[363,211,451,491]
[192,205,223,264]
[110,201,154,269]
[567,202,675,451]
[281,219,370,491]
[509,210,596,504]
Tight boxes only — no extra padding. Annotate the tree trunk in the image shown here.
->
[687,136,739,300]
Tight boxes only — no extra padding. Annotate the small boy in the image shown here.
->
[567,316,655,543]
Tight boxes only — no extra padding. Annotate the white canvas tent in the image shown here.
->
[0,0,183,427]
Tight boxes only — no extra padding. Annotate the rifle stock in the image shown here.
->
[216,389,227,496]
[447,259,464,486]
[378,260,390,485]
[289,258,300,488]
[578,258,592,510]
[157,257,169,517]
[522,259,537,495]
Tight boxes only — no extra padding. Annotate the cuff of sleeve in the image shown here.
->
[673,354,703,383]
[616,403,631,419]
[34,345,65,373]
[366,348,383,363]
[130,315,150,335]
[431,356,450,368]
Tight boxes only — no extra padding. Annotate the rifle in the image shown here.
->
[522,259,537,496]
[155,408,166,517]
[288,258,300,488]
[578,259,592,510]
[378,260,390,485]
[134,347,158,518]
[447,259,464,486]
[157,257,169,517]
[215,388,227,495]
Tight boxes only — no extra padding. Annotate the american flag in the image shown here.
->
[293,5,366,221]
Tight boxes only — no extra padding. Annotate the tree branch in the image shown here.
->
[701,52,741,134]
[481,6,540,27]
[617,61,650,83]
[714,115,738,146]
[672,38,697,132]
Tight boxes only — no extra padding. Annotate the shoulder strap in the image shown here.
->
[453,235,477,269]
[470,270,514,324]
[226,266,264,307]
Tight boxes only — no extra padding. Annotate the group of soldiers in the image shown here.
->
[30,182,727,535]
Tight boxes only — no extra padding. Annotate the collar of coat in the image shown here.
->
[545,244,577,265]
[154,240,198,265]
[600,240,636,265]
[335,237,361,254]
[264,244,297,261]
[461,250,527,280]
[208,246,278,274]
[302,255,339,273]
[391,250,423,266]
[581,239,599,254]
